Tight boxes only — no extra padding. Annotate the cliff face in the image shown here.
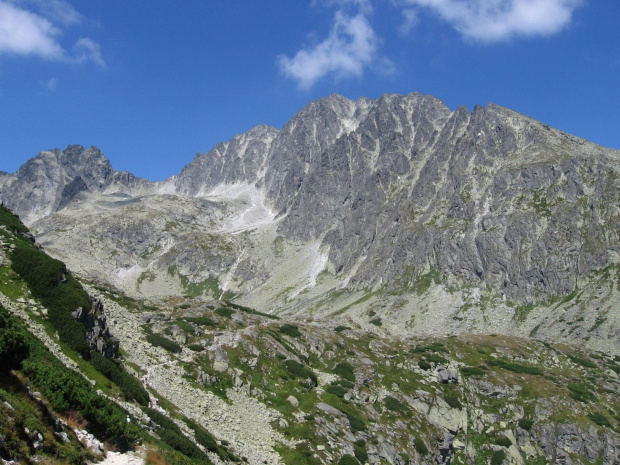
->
[275,97,620,303]
[2,93,620,351]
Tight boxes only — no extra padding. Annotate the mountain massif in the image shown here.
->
[1,93,619,355]
[2,93,620,465]
[2,198,620,465]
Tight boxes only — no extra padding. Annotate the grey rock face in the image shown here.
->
[263,94,368,213]
[531,423,610,464]
[174,124,279,196]
[274,97,620,303]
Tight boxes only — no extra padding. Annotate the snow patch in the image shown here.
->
[115,264,144,281]
[289,243,328,299]
[219,253,243,299]
[206,183,276,234]
[342,118,358,132]
[155,178,177,194]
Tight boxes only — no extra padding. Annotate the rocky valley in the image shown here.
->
[1,93,620,464]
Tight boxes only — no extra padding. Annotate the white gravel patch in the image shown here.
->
[93,451,143,465]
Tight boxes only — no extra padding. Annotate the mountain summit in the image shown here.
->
[2,93,619,352]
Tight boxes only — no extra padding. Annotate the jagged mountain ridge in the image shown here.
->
[2,92,620,351]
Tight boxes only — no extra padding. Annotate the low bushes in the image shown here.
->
[338,454,360,465]
[279,324,302,338]
[145,409,212,464]
[182,316,217,327]
[215,308,235,319]
[413,437,428,455]
[567,384,597,403]
[518,418,534,431]
[0,385,90,465]
[333,362,355,382]
[0,205,29,235]
[89,353,149,405]
[410,342,448,354]
[185,418,240,462]
[494,436,512,447]
[491,450,506,465]
[384,396,407,412]
[284,360,317,386]
[10,245,90,356]
[443,393,462,410]
[461,366,486,376]
[567,354,597,369]
[0,304,30,371]
[326,385,348,398]
[418,360,431,371]
[341,409,366,433]
[146,333,182,354]
[487,358,543,376]
[588,412,611,427]
[354,443,368,464]
[224,301,280,320]
[425,354,449,365]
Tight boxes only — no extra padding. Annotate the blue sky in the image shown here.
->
[0,0,618,181]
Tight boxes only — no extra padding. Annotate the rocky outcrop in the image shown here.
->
[71,297,120,358]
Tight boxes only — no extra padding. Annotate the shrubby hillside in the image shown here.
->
[2,204,620,464]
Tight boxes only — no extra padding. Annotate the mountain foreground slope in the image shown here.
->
[1,93,620,355]
[2,202,620,465]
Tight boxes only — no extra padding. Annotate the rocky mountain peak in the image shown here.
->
[1,145,150,223]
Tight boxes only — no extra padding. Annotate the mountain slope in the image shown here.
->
[2,175,620,465]
[1,93,619,353]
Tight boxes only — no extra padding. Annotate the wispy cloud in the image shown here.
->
[74,37,105,68]
[314,0,373,14]
[0,0,104,66]
[40,76,57,91]
[24,0,83,26]
[279,7,379,89]
[398,8,419,36]
[400,0,583,42]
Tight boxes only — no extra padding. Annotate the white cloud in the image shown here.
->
[0,0,103,65]
[74,37,105,67]
[401,0,583,42]
[279,11,379,89]
[0,1,64,58]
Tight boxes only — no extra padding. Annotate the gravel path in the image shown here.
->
[94,451,143,465]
